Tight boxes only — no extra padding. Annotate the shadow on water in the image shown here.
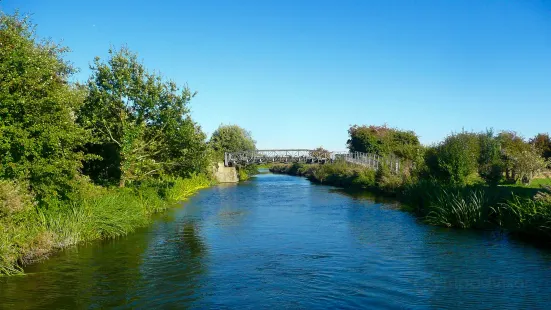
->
[328,187,398,205]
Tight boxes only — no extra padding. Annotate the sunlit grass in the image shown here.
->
[496,193,551,239]
[424,189,489,229]
[0,175,210,276]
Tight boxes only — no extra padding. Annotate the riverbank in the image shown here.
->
[0,175,212,276]
[270,163,551,244]
[4,171,551,308]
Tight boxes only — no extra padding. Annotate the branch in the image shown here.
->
[100,120,121,147]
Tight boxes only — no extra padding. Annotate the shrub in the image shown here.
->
[428,132,480,185]
[237,169,249,181]
[347,124,421,161]
[352,169,376,188]
[0,180,34,217]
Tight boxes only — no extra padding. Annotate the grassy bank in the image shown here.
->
[271,162,551,244]
[0,174,212,276]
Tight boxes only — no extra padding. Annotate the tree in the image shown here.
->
[209,125,256,156]
[79,47,207,186]
[0,12,89,201]
[428,132,481,185]
[477,129,503,185]
[530,133,551,160]
[508,147,549,184]
[498,131,531,181]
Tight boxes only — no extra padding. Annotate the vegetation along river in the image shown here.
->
[2,171,551,309]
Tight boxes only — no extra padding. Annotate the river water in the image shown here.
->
[2,172,551,309]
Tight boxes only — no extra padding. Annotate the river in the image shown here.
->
[2,171,551,309]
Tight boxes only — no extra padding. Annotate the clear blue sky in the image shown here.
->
[2,0,550,150]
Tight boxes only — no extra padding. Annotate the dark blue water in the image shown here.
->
[2,172,551,309]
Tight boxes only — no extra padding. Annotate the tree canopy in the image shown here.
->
[530,133,551,160]
[79,47,209,186]
[0,12,89,200]
[209,125,256,156]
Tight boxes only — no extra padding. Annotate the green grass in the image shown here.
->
[529,177,551,188]
[424,189,490,228]
[0,175,211,276]
[495,191,551,239]
[499,177,551,189]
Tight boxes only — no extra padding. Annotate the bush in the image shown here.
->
[428,132,480,185]
[347,124,421,161]
[0,180,34,217]
[352,169,376,188]
[237,169,249,181]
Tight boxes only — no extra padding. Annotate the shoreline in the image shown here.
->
[0,176,212,277]
[269,163,551,248]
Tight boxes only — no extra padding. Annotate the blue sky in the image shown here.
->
[2,0,550,150]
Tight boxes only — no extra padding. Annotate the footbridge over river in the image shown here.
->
[224,149,402,172]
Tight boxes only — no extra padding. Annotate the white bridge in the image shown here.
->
[224,149,402,172]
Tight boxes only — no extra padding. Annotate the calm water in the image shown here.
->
[2,172,551,309]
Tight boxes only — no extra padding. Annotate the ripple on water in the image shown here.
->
[2,173,551,309]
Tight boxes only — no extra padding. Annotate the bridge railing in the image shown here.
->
[225,149,333,167]
[224,149,403,173]
[333,152,401,173]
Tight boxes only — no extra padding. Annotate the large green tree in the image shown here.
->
[79,47,208,186]
[0,12,89,201]
[209,125,256,156]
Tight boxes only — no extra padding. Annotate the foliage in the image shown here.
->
[427,132,480,185]
[0,180,34,217]
[271,162,377,189]
[309,147,331,158]
[347,124,421,160]
[79,47,208,187]
[0,174,209,276]
[164,174,212,202]
[375,164,403,192]
[209,124,256,160]
[508,147,550,184]
[496,192,551,239]
[237,168,250,181]
[498,131,529,180]
[477,129,503,185]
[425,189,489,228]
[530,133,551,160]
[0,12,217,276]
[0,12,90,201]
